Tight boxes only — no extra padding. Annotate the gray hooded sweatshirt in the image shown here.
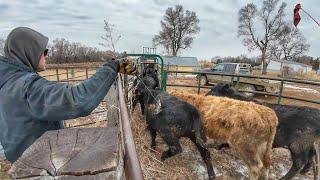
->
[0,27,119,162]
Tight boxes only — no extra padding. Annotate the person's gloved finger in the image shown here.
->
[125,64,136,74]
[130,64,137,74]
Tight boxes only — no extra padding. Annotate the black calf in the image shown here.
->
[132,75,158,114]
[134,77,215,180]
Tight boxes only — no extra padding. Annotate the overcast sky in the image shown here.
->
[0,0,319,60]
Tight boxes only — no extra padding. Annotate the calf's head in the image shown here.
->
[206,83,235,96]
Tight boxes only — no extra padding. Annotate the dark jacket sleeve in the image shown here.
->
[24,61,119,121]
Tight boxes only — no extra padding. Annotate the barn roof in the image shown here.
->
[162,56,199,66]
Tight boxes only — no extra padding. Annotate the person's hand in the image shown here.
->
[118,57,137,75]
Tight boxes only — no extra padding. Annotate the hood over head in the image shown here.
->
[4,27,48,70]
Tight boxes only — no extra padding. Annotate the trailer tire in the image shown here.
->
[200,76,208,85]
[239,84,256,97]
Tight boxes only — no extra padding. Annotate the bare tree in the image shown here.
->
[99,18,121,56]
[270,24,309,61]
[153,5,200,56]
[238,0,286,74]
[0,38,5,56]
[48,38,108,64]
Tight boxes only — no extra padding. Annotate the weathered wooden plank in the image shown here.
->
[9,127,122,179]
[104,82,119,127]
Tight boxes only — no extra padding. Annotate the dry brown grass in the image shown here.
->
[130,109,201,180]
[0,157,11,179]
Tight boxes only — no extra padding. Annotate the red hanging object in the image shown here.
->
[294,3,302,27]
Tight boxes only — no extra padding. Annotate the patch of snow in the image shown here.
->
[285,84,319,94]
[276,163,288,176]
[213,167,222,177]
[182,146,220,179]
[169,74,197,78]
[192,163,207,180]
[231,160,248,178]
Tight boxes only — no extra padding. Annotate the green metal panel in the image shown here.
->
[277,80,284,104]
[126,54,165,91]
[197,76,201,94]
[236,76,240,88]
[163,70,168,91]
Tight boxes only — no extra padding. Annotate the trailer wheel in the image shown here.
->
[200,76,208,85]
[239,84,256,97]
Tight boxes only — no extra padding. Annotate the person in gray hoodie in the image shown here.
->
[0,27,137,163]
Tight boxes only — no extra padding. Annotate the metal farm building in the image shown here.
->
[163,56,200,72]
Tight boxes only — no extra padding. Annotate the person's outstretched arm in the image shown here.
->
[25,61,120,121]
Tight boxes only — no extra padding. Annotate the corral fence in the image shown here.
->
[41,65,144,180]
[163,70,320,105]
[43,65,101,82]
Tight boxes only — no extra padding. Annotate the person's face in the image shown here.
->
[37,49,48,71]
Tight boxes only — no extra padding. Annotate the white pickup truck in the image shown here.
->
[199,63,279,96]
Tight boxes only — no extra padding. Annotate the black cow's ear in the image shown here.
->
[134,88,142,95]
[223,83,230,89]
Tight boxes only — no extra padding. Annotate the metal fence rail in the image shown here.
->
[41,67,97,82]
[164,70,320,105]
[118,76,144,180]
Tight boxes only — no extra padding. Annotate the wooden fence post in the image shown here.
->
[86,67,89,79]
[56,69,59,82]
[66,68,69,84]
[197,75,201,94]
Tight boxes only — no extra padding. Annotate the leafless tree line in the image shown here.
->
[0,37,122,64]
[47,38,114,64]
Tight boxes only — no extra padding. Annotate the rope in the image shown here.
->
[135,75,162,110]
[135,75,159,102]
[301,8,320,27]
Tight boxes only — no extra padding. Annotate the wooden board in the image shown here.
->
[104,82,120,127]
[9,127,122,179]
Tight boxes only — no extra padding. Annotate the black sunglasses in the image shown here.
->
[44,49,48,57]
